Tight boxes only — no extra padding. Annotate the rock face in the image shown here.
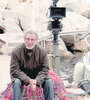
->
[0,0,90,58]
[59,38,73,58]
[62,12,90,31]
[0,0,7,9]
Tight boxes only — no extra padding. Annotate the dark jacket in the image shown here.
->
[10,43,50,86]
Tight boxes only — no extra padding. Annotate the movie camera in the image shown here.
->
[48,0,66,31]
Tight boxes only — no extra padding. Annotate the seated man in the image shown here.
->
[10,30,54,100]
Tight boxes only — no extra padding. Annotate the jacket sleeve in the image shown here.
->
[10,50,30,85]
[35,51,50,86]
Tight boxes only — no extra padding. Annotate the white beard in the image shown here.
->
[25,43,35,50]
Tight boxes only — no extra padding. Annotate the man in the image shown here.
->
[10,30,54,100]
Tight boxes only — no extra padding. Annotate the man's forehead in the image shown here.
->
[26,33,36,37]
[25,34,36,39]
[24,30,38,40]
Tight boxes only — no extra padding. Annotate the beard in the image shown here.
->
[25,43,36,50]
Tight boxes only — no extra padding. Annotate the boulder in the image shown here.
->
[62,12,90,31]
[1,10,22,33]
[59,38,73,58]
[6,0,20,9]
[3,19,22,33]
[73,34,90,52]
[1,10,19,24]
[15,0,35,31]
[0,0,7,9]
[0,11,3,27]
[82,9,90,19]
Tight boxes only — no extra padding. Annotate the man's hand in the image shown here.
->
[29,79,37,91]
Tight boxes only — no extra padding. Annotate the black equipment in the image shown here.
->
[48,0,66,32]
[47,0,66,75]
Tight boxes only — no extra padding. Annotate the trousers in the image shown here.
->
[73,62,85,84]
[12,78,54,100]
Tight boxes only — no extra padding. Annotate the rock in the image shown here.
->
[80,0,90,19]
[6,0,20,9]
[59,38,73,58]
[1,9,23,33]
[73,37,87,52]
[0,11,3,27]
[1,9,19,24]
[0,0,7,9]
[41,37,73,58]
[15,0,36,31]
[62,12,90,31]
[60,35,74,46]
[45,40,53,54]
[3,19,22,33]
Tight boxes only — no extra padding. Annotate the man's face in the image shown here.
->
[24,33,37,49]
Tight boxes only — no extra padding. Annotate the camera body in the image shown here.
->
[48,6,66,31]
[50,6,66,19]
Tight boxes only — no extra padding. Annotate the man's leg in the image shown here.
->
[73,62,85,84]
[42,78,54,100]
[12,78,23,100]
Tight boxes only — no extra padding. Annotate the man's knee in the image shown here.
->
[13,78,22,86]
[74,62,85,84]
[45,78,53,86]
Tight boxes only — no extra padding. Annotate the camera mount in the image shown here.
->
[47,0,66,75]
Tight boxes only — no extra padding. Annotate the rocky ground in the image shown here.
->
[0,54,90,100]
[64,81,90,100]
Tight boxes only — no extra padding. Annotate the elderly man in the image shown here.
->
[10,30,54,100]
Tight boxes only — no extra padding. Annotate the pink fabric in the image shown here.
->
[49,70,72,100]
[23,85,44,100]
[0,70,72,100]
